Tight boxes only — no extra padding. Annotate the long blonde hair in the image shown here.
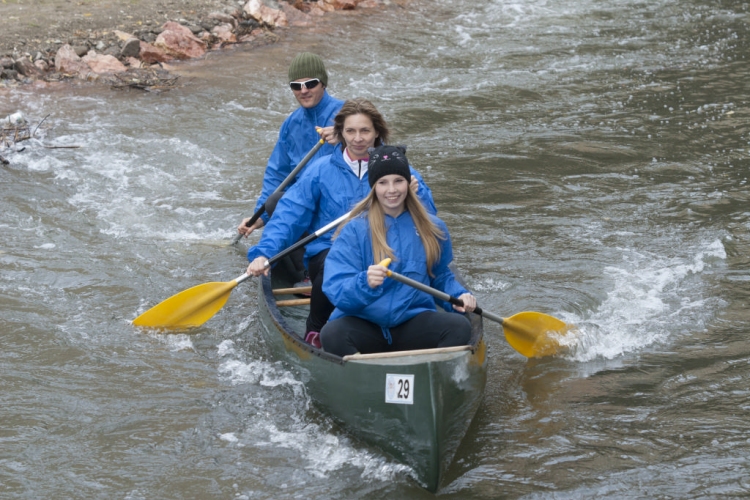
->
[338,186,445,276]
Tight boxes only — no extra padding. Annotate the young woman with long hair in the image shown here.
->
[320,145,476,357]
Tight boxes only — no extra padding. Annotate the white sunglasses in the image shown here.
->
[289,78,321,91]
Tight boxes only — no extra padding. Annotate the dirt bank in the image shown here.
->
[0,0,233,58]
[0,0,399,88]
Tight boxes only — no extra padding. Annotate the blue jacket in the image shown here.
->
[323,211,469,341]
[247,148,437,266]
[255,91,344,223]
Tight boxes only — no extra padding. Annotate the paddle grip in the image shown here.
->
[231,205,265,245]
[442,296,490,319]
[434,293,497,323]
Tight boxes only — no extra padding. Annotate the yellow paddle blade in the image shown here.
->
[133,280,238,329]
[502,311,571,358]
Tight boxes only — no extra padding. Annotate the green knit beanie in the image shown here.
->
[288,52,328,87]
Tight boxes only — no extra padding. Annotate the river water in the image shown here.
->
[1,0,749,498]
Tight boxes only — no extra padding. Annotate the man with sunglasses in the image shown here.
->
[237,52,344,239]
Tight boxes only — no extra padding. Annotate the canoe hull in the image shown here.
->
[257,269,487,491]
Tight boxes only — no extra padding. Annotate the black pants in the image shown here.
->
[306,248,334,334]
[320,311,472,357]
[267,193,331,332]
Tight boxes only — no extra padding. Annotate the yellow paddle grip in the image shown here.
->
[378,258,392,276]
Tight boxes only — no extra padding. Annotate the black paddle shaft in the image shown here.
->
[232,138,325,244]
[386,269,506,324]
[262,210,352,268]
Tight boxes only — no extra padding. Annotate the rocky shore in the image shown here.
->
[0,0,396,90]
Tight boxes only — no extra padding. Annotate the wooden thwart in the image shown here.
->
[272,286,312,295]
[276,298,311,307]
[343,345,472,361]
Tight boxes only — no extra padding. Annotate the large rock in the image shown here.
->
[324,0,357,9]
[72,45,89,57]
[211,24,237,43]
[154,21,207,60]
[14,57,44,77]
[120,38,142,58]
[82,51,127,74]
[280,3,313,26]
[139,41,174,64]
[243,0,289,27]
[1,69,19,80]
[125,57,142,68]
[313,1,335,13]
[54,44,92,75]
[34,59,49,72]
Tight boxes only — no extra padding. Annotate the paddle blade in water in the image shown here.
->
[132,281,237,329]
[502,311,571,358]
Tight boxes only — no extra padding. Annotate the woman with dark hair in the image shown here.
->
[320,144,476,357]
[245,98,437,341]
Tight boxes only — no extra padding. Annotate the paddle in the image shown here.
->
[379,259,572,358]
[231,134,325,245]
[134,210,352,330]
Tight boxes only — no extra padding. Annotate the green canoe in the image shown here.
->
[257,265,487,492]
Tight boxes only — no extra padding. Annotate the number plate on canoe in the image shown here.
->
[385,373,414,404]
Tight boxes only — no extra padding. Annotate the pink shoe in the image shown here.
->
[293,277,312,297]
[305,331,321,348]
